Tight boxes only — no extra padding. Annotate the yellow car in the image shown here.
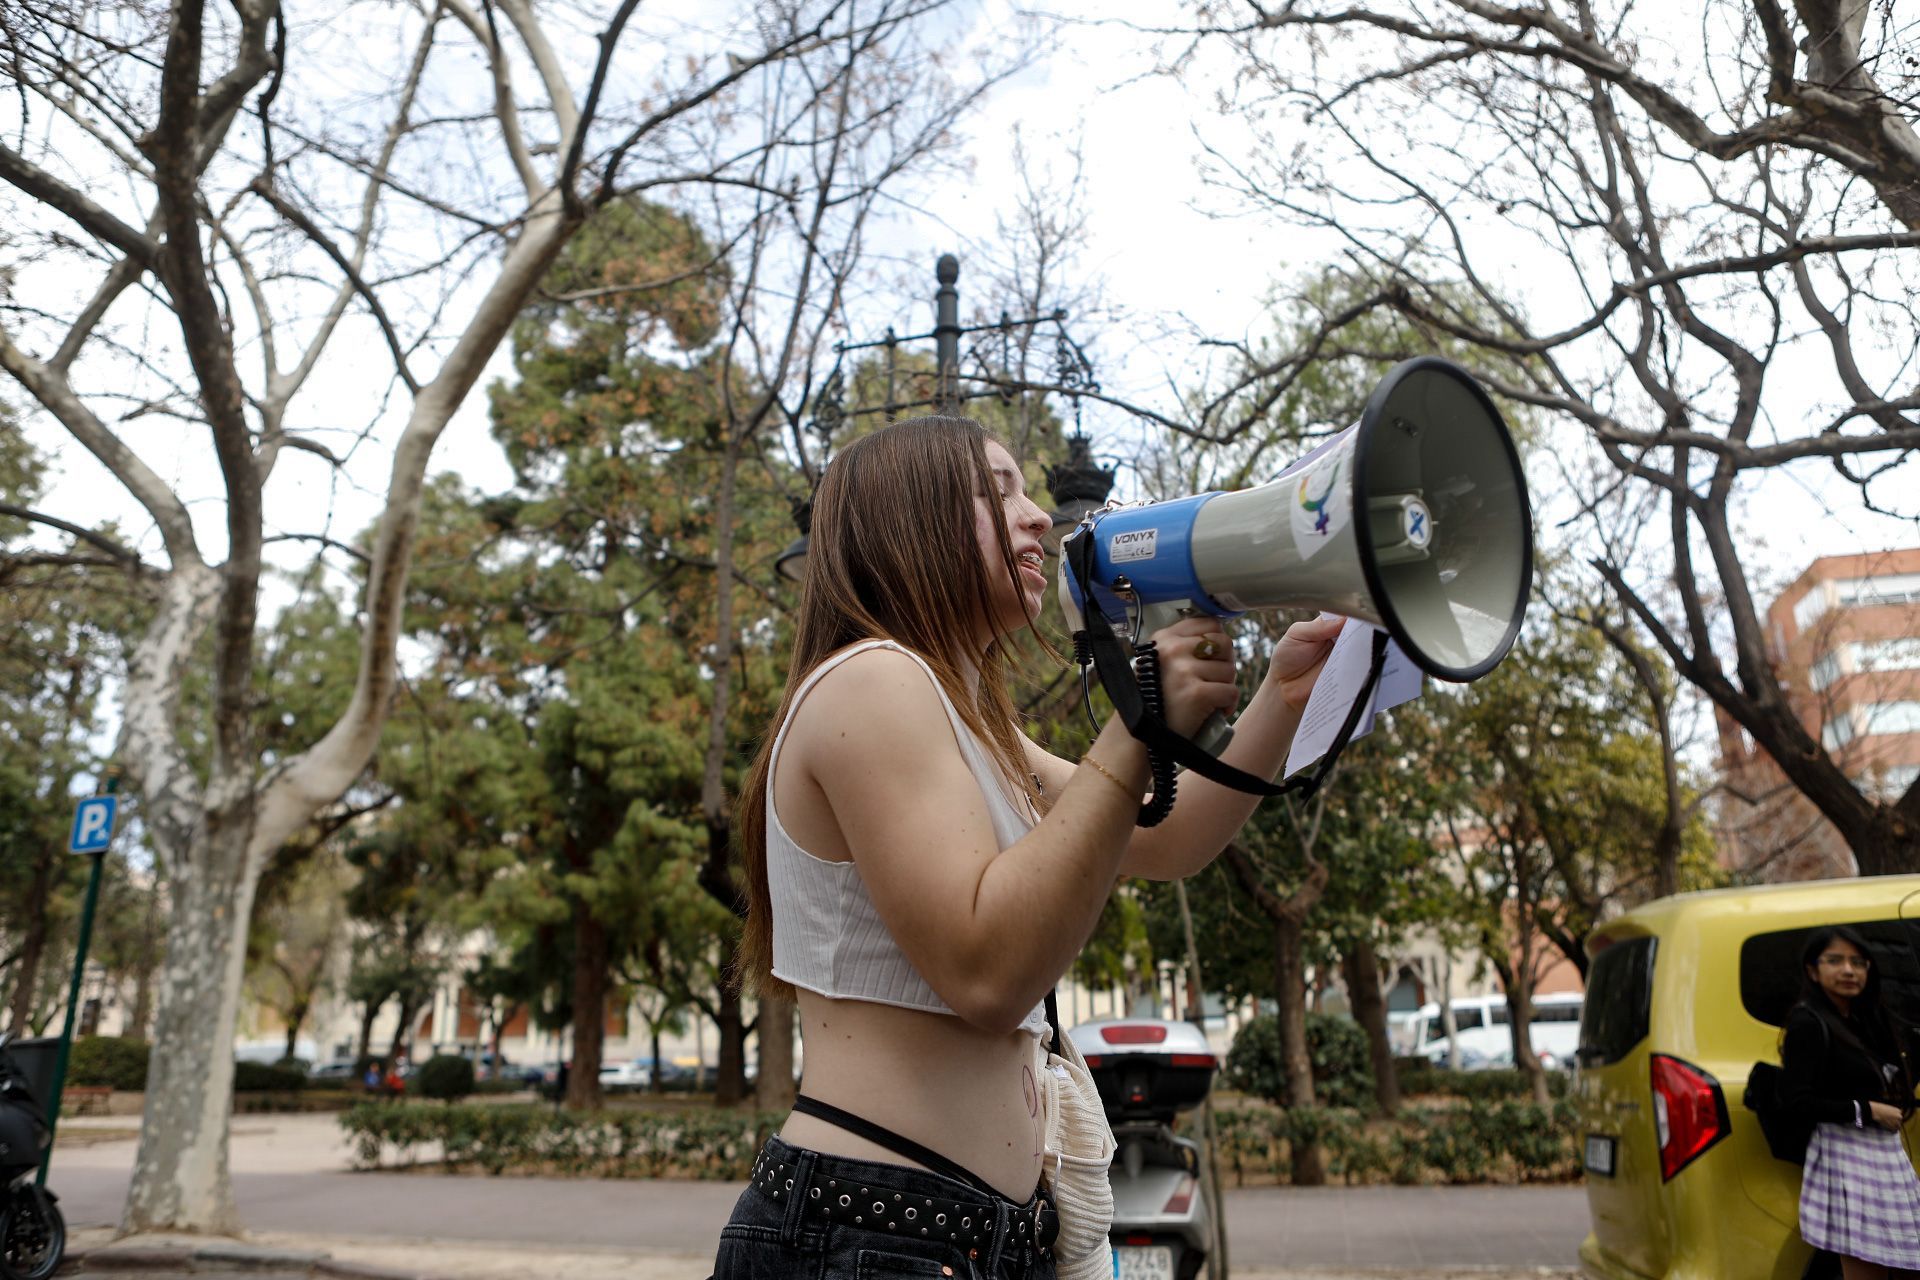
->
[1575,875,1920,1280]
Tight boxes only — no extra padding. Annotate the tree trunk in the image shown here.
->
[1273,913,1324,1186]
[1504,973,1550,1106]
[1342,939,1399,1116]
[356,999,382,1063]
[387,993,421,1061]
[715,969,747,1107]
[649,1020,665,1095]
[695,441,750,1106]
[566,908,608,1109]
[1174,877,1230,1280]
[487,1013,506,1081]
[755,994,797,1111]
[122,843,256,1234]
[128,883,162,1038]
[5,853,52,1035]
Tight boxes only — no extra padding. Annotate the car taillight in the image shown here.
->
[1650,1053,1729,1181]
[1170,1053,1215,1068]
[1161,1174,1196,1215]
[1081,1055,1103,1067]
[1102,1025,1169,1044]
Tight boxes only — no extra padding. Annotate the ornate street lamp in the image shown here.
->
[777,254,1110,584]
[1042,434,1116,557]
[774,500,811,584]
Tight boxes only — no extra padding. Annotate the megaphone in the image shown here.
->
[1058,357,1532,808]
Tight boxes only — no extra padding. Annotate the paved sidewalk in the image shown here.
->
[52,1116,1588,1275]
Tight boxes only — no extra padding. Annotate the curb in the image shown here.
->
[60,1242,449,1279]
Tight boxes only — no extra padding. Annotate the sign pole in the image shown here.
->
[40,768,119,1185]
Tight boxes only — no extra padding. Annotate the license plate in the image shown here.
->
[1115,1245,1175,1280]
[1585,1133,1616,1176]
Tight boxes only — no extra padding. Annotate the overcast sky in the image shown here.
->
[12,0,1917,626]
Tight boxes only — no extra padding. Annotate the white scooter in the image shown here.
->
[1069,1019,1217,1280]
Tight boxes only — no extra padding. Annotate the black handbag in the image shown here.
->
[1743,1013,1829,1165]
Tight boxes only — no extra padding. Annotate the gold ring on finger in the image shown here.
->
[1194,637,1220,661]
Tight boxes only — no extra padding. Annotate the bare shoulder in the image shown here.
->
[785,646,952,768]
[800,645,942,721]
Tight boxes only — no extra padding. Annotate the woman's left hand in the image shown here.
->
[1266,614,1347,711]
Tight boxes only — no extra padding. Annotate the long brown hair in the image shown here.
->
[736,416,1041,999]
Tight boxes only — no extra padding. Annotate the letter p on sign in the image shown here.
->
[69,796,118,854]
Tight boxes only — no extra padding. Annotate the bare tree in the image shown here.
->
[1139,0,1920,872]
[1221,798,1335,1186]
[0,0,960,1233]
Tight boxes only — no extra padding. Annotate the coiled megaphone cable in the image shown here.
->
[1062,524,1387,827]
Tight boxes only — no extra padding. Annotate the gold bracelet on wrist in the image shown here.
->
[1080,754,1138,802]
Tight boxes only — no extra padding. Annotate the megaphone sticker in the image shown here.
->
[1290,454,1351,560]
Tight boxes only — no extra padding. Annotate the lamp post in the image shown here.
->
[777,254,1108,583]
[774,499,811,584]
[1041,433,1116,557]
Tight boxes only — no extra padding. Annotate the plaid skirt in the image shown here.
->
[1800,1122,1920,1268]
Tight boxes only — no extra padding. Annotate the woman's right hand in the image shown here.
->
[1870,1100,1905,1131]
[1146,617,1241,739]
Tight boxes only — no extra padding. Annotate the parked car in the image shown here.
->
[1410,993,1584,1069]
[306,1058,359,1080]
[598,1060,651,1092]
[451,1049,538,1084]
[494,1061,545,1087]
[1574,875,1920,1280]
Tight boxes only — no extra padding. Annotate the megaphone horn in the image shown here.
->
[1059,357,1533,817]
[1063,356,1532,679]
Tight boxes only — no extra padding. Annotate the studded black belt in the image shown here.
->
[749,1148,1060,1257]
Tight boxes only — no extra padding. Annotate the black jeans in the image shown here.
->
[710,1136,1059,1280]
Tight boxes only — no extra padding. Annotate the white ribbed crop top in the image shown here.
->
[767,640,1050,1040]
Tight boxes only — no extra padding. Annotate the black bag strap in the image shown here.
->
[1064,526,1387,805]
[790,1095,1003,1199]
[1046,989,1063,1058]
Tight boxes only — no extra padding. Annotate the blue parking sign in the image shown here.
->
[69,796,118,854]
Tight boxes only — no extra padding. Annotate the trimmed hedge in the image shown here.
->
[1205,1099,1580,1186]
[66,1036,151,1091]
[339,1103,786,1178]
[1397,1065,1571,1102]
[234,1061,307,1092]
[342,1097,1581,1186]
[412,1055,477,1102]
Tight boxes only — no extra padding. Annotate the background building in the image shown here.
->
[1716,547,1920,879]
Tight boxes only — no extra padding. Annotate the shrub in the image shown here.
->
[339,1102,786,1178]
[1396,1065,1570,1102]
[412,1054,476,1103]
[1224,1012,1375,1110]
[67,1036,151,1091]
[233,1060,306,1092]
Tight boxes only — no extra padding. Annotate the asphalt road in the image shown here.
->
[53,1163,1589,1270]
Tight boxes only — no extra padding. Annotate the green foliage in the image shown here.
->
[1223,1013,1375,1110]
[339,1102,785,1178]
[1404,584,1727,991]
[0,423,153,1033]
[1397,1065,1570,1102]
[232,1061,307,1092]
[1304,1013,1375,1109]
[1205,1098,1580,1186]
[66,1036,151,1091]
[411,1054,476,1102]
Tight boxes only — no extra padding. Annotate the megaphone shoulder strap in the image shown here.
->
[1064,527,1386,825]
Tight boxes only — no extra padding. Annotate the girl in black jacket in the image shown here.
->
[1782,925,1920,1278]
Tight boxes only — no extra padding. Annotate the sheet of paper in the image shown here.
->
[1283,619,1424,778]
